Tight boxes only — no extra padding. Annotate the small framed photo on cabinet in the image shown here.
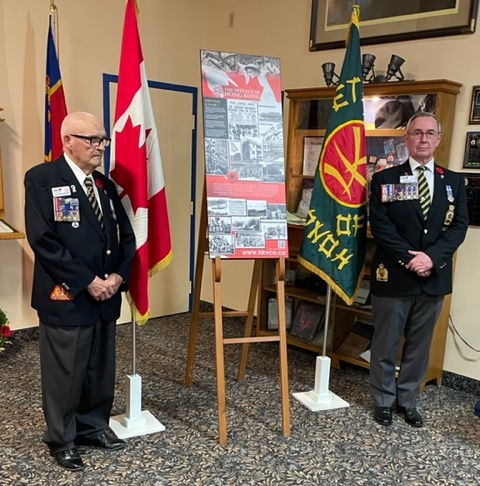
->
[469,86,480,124]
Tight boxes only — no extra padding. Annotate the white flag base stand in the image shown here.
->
[293,356,349,412]
[109,374,165,439]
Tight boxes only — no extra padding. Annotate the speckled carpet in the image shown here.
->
[1,312,480,485]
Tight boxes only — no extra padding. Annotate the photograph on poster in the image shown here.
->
[232,217,261,232]
[208,217,232,234]
[208,234,235,256]
[261,221,288,240]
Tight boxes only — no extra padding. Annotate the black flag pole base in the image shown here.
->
[109,374,165,439]
[293,356,349,412]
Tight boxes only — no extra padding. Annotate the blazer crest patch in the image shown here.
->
[376,263,389,282]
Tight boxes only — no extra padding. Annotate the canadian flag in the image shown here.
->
[109,0,172,324]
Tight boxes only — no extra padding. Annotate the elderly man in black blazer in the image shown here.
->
[369,112,468,427]
[24,112,135,471]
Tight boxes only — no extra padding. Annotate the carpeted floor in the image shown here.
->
[1,312,480,485]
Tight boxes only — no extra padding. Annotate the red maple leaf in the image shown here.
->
[110,116,148,214]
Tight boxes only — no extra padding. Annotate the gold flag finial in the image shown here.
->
[49,0,60,57]
[134,0,140,17]
[346,4,360,45]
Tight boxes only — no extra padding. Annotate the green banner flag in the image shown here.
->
[298,6,367,305]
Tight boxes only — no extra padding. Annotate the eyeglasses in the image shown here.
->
[407,130,439,140]
[69,134,111,147]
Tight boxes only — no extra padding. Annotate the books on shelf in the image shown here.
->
[310,326,332,348]
[334,316,374,358]
[354,279,371,305]
[290,301,325,341]
[267,296,293,330]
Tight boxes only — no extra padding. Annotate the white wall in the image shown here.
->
[1,0,479,380]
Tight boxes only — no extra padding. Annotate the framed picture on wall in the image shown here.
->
[469,86,480,124]
[463,132,480,169]
[309,0,479,51]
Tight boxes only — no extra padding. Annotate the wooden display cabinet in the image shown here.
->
[257,80,462,389]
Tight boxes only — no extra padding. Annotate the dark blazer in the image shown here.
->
[369,160,468,297]
[24,156,136,326]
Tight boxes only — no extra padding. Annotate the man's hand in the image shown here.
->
[406,250,433,277]
[105,273,123,295]
[87,274,122,301]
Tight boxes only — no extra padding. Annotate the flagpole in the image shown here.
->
[131,315,136,376]
[321,286,332,358]
[293,285,350,411]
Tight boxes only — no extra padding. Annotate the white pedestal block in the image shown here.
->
[293,356,349,412]
[109,374,165,438]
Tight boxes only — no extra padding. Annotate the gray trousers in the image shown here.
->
[369,293,444,408]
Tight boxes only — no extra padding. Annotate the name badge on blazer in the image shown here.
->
[400,175,416,184]
[51,185,71,197]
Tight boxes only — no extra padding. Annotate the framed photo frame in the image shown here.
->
[469,86,480,124]
[310,0,479,51]
[463,132,480,169]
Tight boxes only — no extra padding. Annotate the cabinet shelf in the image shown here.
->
[264,284,327,306]
[257,79,462,391]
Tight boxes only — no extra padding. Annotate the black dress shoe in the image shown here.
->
[78,428,126,451]
[374,406,393,426]
[397,406,423,427]
[50,447,85,472]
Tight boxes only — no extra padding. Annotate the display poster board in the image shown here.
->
[200,50,288,259]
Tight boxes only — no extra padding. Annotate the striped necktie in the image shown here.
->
[84,178,104,230]
[416,166,430,219]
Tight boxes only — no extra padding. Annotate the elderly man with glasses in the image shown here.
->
[368,112,468,428]
[24,112,135,471]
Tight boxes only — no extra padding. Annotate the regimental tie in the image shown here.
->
[84,178,105,230]
[416,166,431,219]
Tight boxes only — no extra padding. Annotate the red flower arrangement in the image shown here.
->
[0,308,12,352]
[95,178,104,190]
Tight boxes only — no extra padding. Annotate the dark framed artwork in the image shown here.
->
[469,86,480,124]
[310,0,479,51]
[463,132,480,169]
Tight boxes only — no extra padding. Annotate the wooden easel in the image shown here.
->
[185,190,290,444]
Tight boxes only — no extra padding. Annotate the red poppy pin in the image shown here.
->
[95,178,103,190]
[436,167,444,175]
